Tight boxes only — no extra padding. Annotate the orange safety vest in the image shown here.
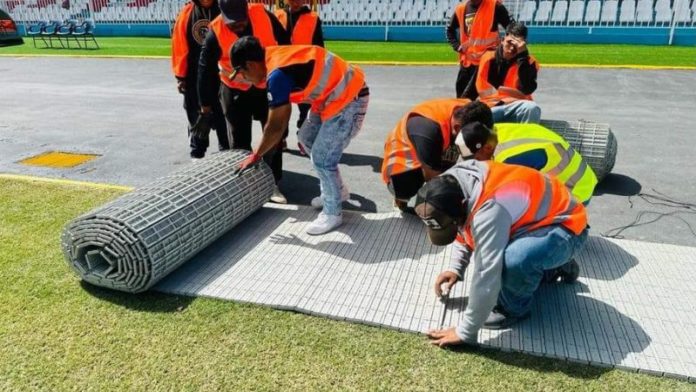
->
[265,45,366,121]
[476,50,540,107]
[381,98,472,182]
[171,2,194,78]
[274,8,318,45]
[460,161,587,249]
[455,0,501,67]
[209,3,277,90]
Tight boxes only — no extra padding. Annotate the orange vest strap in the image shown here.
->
[171,3,194,79]
[292,12,318,45]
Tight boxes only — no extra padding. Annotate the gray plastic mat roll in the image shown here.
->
[541,119,618,181]
[61,150,275,293]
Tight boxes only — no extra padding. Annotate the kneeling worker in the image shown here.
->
[381,100,493,212]
[233,37,369,235]
[456,122,598,204]
[416,160,588,347]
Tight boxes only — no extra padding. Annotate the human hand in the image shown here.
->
[235,152,262,175]
[434,271,459,298]
[177,79,186,94]
[457,43,469,53]
[427,327,463,348]
[190,112,212,142]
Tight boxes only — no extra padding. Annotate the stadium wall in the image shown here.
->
[15,24,696,46]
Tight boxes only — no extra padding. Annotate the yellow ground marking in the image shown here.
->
[1,54,694,70]
[19,151,100,168]
[0,173,133,191]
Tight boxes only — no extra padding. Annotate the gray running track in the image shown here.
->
[0,56,695,246]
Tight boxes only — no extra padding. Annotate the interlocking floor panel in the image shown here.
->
[156,205,696,381]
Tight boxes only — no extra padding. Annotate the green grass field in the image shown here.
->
[1,178,696,390]
[2,37,695,67]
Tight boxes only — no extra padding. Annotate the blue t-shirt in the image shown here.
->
[266,68,294,108]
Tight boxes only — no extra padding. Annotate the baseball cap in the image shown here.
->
[229,36,264,80]
[219,0,248,24]
[414,175,468,246]
[454,121,494,159]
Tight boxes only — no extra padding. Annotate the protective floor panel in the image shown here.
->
[156,205,696,381]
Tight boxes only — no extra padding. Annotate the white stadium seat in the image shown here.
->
[619,0,636,24]
[535,0,553,23]
[673,0,692,23]
[567,0,585,24]
[654,0,672,24]
[551,0,568,24]
[600,0,619,24]
[518,0,536,23]
[635,0,654,23]
[584,0,601,24]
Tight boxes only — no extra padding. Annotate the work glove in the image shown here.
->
[190,112,212,145]
[234,152,262,175]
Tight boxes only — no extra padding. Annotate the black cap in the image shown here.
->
[229,36,264,80]
[219,0,248,24]
[414,175,467,246]
[455,121,493,159]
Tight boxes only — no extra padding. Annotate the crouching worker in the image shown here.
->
[233,36,369,235]
[415,160,588,347]
[455,122,598,205]
[381,100,492,213]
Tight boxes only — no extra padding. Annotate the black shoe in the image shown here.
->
[483,305,530,330]
[543,259,580,284]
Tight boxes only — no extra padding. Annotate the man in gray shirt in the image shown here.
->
[414,160,588,347]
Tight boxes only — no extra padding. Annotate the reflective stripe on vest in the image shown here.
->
[210,4,277,90]
[265,45,366,121]
[455,0,500,67]
[381,98,471,182]
[493,123,598,204]
[463,161,587,249]
[171,3,194,78]
[477,50,539,107]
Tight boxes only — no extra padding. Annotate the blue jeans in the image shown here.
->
[491,100,541,123]
[498,225,588,316]
[298,94,369,216]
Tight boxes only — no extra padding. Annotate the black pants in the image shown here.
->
[387,169,425,201]
[220,84,283,183]
[184,84,228,158]
[455,64,479,100]
[296,103,311,129]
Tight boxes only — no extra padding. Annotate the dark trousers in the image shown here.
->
[455,64,479,100]
[184,85,228,158]
[220,84,283,183]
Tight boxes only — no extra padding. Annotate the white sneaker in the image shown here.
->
[269,186,287,204]
[306,212,342,235]
[310,186,350,209]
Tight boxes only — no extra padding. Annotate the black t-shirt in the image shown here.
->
[446,2,512,51]
[266,62,315,108]
[406,115,445,171]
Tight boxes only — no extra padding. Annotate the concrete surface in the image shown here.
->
[0,56,695,246]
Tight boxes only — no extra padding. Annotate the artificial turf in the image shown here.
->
[1,177,695,390]
[1,37,695,67]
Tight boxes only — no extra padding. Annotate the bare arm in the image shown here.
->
[255,104,292,156]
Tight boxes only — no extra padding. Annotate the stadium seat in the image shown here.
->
[535,0,552,23]
[567,0,585,24]
[654,0,672,25]
[619,0,636,24]
[585,0,601,24]
[673,0,692,24]
[551,0,568,24]
[518,0,536,23]
[600,0,618,24]
[635,0,654,23]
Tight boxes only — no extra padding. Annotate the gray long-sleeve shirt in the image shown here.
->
[443,161,531,343]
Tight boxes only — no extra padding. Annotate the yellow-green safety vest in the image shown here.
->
[494,123,598,204]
